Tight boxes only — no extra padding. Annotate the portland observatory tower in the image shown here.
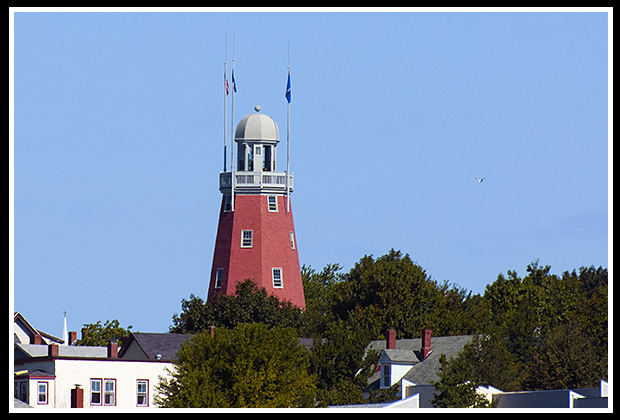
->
[207,97,306,309]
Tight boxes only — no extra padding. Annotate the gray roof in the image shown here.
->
[14,398,33,409]
[379,349,420,364]
[367,335,475,386]
[493,387,608,409]
[14,343,108,360]
[118,332,192,361]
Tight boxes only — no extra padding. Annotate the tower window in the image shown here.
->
[268,195,278,212]
[223,195,232,212]
[215,268,223,288]
[272,268,283,288]
[263,145,272,171]
[241,230,253,248]
[289,231,295,249]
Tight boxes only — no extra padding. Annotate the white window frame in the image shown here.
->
[91,379,102,405]
[215,268,224,288]
[267,195,278,212]
[272,268,283,288]
[137,380,149,407]
[104,379,116,406]
[37,381,48,405]
[241,230,253,248]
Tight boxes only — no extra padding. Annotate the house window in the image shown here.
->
[215,268,224,288]
[37,382,48,405]
[268,195,278,212]
[104,379,116,406]
[137,380,149,407]
[241,230,253,248]
[91,379,102,405]
[272,268,283,288]
[16,381,28,404]
[289,231,295,249]
[382,365,391,388]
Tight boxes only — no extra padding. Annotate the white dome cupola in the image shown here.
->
[235,106,279,172]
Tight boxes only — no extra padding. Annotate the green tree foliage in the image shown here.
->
[170,278,303,334]
[308,319,378,406]
[432,353,494,408]
[300,263,343,336]
[327,249,481,339]
[74,319,132,346]
[164,250,607,408]
[432,261,608,406]
[156,323,316,408]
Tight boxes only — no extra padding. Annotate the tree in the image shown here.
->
[74,319,132,346]
[529,320,601,390]
[330,249,441,338]
[156,323,316,408]
[300,263,343,336]
[431,353,493,408]
[170,279,303,334]
[433,260,608,398]
[308,318,378,406]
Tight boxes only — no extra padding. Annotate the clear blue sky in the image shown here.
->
[11,8,610,338]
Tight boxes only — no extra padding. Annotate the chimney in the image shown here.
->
[48,343,59,357]
[71,386,84,408]
[386,329,396,349]
[31,334,42,345]
[421,329,432,360]
[68,331,77,345]
[107,340,118,359]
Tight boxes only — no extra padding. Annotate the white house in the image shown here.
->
[13,313,191,409]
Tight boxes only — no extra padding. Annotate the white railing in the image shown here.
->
[219,171,293,192]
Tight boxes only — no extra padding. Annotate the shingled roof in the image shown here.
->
[366,334,475,387]
[118,332,192,362]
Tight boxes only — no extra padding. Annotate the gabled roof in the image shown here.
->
[379,349,420,364]
[14,312,64,345]
[401,335,475,385]
[118,332,192,361]
[367,334,475,387]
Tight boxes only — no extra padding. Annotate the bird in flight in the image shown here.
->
[475,177,486,183]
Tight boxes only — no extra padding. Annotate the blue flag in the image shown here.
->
[232,68,237,93]
[285,71,291,103]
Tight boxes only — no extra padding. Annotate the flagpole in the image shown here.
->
[286,65,291,213]
[223,35,228,173]
[230,56,236,212]
[230,32,236,212]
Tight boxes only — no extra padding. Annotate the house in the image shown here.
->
[13,313,192,408]
[14,312,65,346]
[366,329,475,394]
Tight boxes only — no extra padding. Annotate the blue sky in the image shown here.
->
[11,9,611,338]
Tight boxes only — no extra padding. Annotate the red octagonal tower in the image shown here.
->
[207,106,305,309]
